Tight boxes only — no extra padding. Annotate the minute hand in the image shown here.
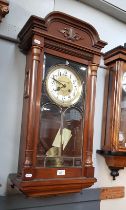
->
[52,78,66,88]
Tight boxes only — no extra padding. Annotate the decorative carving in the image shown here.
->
[0,0,9,22]
[9,12,106,197]
[24,150,33,167]
[90,64,98,76]
[109,167,122,180]
[24,69,30,98]
[32,46,42,61]
[45,39,93,61]
[18,12,107,52]
[85,151,93,167]
[59,27,82,41]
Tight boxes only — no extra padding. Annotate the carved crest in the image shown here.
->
[0,0,9,22]
[59,27,82,41]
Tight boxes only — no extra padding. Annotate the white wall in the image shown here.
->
[0,0,54,38]
[1,0,126,210]
[0,0,54,196]
[0,39,25,195]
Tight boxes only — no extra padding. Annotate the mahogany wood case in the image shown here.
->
[97,46,126,179]
[10,12,106,197]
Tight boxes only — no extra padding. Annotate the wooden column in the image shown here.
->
[23,35,44,179]
[85,63,98,177]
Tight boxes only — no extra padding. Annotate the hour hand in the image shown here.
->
[54,86,64,91]
[54,87,61,91]
[52,78,66,88]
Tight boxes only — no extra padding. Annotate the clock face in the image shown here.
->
[46,65,82,107]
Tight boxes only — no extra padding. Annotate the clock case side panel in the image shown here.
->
[100,67,110,150]
[110,61,125,152]
[83,62,100,178]
[97,46,126,180]
[101,63,118,151]
[101,47,126,152]
[10,12,107,196]
[17,36,44,179]
[17,50,32,176]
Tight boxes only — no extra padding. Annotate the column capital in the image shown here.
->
[90,63,98,76]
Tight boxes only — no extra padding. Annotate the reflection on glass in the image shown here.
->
[37,104,61,167]
[122,72,126,92]
[37,105,83,167]
[63,108,83,157]
[119,72,126,148]
[36,53,87,168]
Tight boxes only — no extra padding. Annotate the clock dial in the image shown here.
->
[46,65,82,107]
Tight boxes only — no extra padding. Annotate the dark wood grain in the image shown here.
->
[10,11,106,197]
[99,45,126,179]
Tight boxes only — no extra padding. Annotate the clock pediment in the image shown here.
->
[18,11,107,55]
[10,11,107,197]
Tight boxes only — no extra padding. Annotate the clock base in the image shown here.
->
[9,174,96,197]
[97,150,126,180]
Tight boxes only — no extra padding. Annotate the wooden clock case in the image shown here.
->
[97,45,126,180]
[10,11,106,197]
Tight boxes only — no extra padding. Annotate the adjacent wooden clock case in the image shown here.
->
[97,45,126,180]
[10,12,106,197]
[0,0,9,22]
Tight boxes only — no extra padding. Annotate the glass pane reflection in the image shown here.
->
[37,105,83,167]
[119,72,126,148]
[36,53,87,167]
[63,108,83,157]
[37,104,61,167]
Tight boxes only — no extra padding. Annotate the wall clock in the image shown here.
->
[97,45,126,180]
[9,12,106,197]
